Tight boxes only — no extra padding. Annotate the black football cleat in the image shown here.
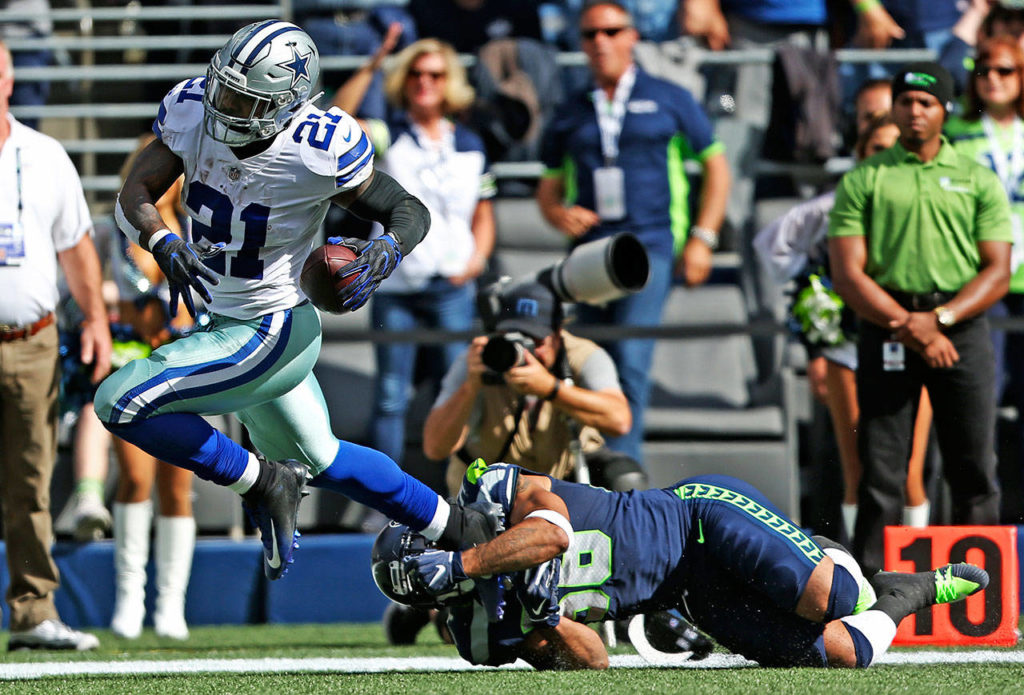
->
[242,459,310,580]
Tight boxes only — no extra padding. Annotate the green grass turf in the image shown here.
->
[2,621,1022,695]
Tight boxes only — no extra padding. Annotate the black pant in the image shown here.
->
[852,317,1001,573]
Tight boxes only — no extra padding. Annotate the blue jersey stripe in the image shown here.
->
[134,310,293,420]
[336,130,372,172]
[239,26,301,73]
[108,312,279,424]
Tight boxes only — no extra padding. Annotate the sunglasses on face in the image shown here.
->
[581,26,630,41]
[975,65,1018,78]
[408,68,446,81]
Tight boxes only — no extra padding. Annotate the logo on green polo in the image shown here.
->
[905,72,937,87]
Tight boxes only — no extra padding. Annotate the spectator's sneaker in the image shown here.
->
[383,602,432,645]
[8,620,99,651]
[71,492,112,542]
[871,563,989,619]
[242,459,310,580]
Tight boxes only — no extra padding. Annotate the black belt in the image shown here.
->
[885,289,955,311]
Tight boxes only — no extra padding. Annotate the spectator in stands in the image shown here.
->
[754,113,933,544]
[939,1,1024,96]
[536,0,730,463]
[295,2,418,120]
[680,0,828,233]
[333,29,496,509]
[946,35,1024,512]
[0,41,111,651]
[107,134,196,641]
[0,0,52,130]
[409,0,544,54]
[829,62,1010,573]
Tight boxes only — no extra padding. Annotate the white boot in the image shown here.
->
[903,500,931,528]
[153,515,195,640]
[111,501,153,639]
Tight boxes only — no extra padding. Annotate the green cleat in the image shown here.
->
[869,562,989,625]
[933,563,989,604]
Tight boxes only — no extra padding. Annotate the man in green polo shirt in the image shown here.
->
[829,61,1012,574]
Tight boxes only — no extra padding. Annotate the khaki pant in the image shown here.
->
[0,323,61,631]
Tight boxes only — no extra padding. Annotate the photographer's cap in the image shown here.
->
[495,282,562,340]
[892,61,954,112]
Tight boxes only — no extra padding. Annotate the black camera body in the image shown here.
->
[481,331,537,383]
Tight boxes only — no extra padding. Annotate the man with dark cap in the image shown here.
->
[828,61,1013,573]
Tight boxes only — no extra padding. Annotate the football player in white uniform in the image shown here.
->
[95,20,494,581]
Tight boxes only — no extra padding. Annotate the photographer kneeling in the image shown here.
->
[423,281,646,496]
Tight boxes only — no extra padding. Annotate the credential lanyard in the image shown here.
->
[591,65,636,165]
[15,147,23,224]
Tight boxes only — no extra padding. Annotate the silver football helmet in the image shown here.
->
[203,20,320,146]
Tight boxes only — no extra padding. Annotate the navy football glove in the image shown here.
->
[517,557,562,627]
[150,234,224,318]
[404,549,471,601]
[327,234,403,311]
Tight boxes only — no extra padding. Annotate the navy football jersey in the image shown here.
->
[450,462,694,665]
[449,462,827,667]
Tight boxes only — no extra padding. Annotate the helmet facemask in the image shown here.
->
[202,21,319,146]
[371,523,476,608]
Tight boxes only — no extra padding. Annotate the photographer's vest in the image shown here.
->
[445,332,606,496]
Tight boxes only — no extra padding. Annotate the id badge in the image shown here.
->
[883,340,905,372]
[0,221,26,266]
[593,166,626,221]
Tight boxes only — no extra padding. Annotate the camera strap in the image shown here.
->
[496,398,528,464]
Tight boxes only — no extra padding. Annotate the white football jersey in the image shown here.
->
[153,77,374,319]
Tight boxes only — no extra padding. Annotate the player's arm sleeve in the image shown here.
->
[974,168,1014,243]
[344,169,431,256]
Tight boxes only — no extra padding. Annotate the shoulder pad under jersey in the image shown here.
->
[457,461,520,515]
[153,77,206,145]
[290,106,374,190]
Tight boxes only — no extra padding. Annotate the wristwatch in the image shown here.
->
[934,305,956,329]
[689,225,719,251]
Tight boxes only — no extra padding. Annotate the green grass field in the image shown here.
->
[2,620,1023,695]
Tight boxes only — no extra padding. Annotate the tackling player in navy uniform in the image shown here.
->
[94,20,492,582]
[373,461,989,669]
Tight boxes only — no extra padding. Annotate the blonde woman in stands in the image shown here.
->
[333,24,495,515]
[754,113,933,544]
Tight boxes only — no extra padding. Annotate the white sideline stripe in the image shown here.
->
[1,650,1022,680]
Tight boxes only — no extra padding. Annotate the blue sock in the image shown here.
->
[107,413,250,486]
[840,621,874,668]
[310,439,438,530]
[824,564,860,621]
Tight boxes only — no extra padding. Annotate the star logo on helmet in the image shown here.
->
[278,46,311,88]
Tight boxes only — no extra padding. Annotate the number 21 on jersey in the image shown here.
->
[185,181,268,280]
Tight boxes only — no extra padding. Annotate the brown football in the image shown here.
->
[299,243,359,314]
